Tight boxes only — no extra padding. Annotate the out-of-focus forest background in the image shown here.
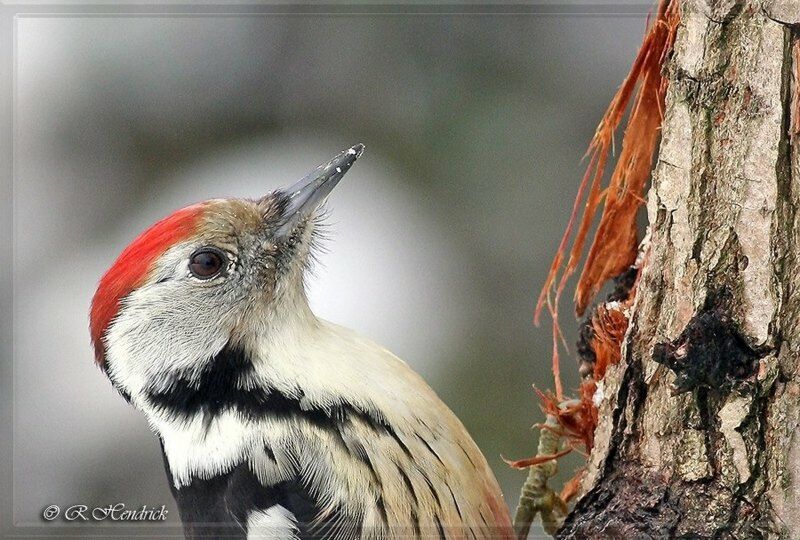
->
[10,7,645,535]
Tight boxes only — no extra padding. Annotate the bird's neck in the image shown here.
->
[271,281,319,332]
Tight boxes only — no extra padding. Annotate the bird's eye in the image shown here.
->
[188,248,226,279]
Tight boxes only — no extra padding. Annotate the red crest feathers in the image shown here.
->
[90,203,207,367]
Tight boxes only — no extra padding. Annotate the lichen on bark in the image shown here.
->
[558,1,800,537]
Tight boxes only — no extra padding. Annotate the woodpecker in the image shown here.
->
[90,144,513,539]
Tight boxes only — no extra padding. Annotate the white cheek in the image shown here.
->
[105,342,146,397]
[103,282,232,397]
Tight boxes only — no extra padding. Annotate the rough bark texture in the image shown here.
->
[558,1,800,537]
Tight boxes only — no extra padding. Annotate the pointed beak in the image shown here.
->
[274,143,365,238]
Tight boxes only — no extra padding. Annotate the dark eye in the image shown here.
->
[188,248,226,279]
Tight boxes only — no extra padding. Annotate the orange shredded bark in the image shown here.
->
[534,0,680,398]
[511,2,681,513]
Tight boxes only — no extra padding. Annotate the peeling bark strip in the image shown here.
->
[534,0,680,401]
[559,1,800,537]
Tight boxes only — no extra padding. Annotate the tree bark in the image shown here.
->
[558,1,800,537]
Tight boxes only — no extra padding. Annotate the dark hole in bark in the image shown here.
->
[652,288,761,395]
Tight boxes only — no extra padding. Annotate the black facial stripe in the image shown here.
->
[145,345,258,419]
[144,344,393,437]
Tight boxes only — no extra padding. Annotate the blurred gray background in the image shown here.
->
[9,6,646,536]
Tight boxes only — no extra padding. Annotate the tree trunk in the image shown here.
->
[558,1,800,537]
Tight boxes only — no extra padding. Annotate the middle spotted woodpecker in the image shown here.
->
[89,144,514,539]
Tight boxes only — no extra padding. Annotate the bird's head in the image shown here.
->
[89,144,364,399]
